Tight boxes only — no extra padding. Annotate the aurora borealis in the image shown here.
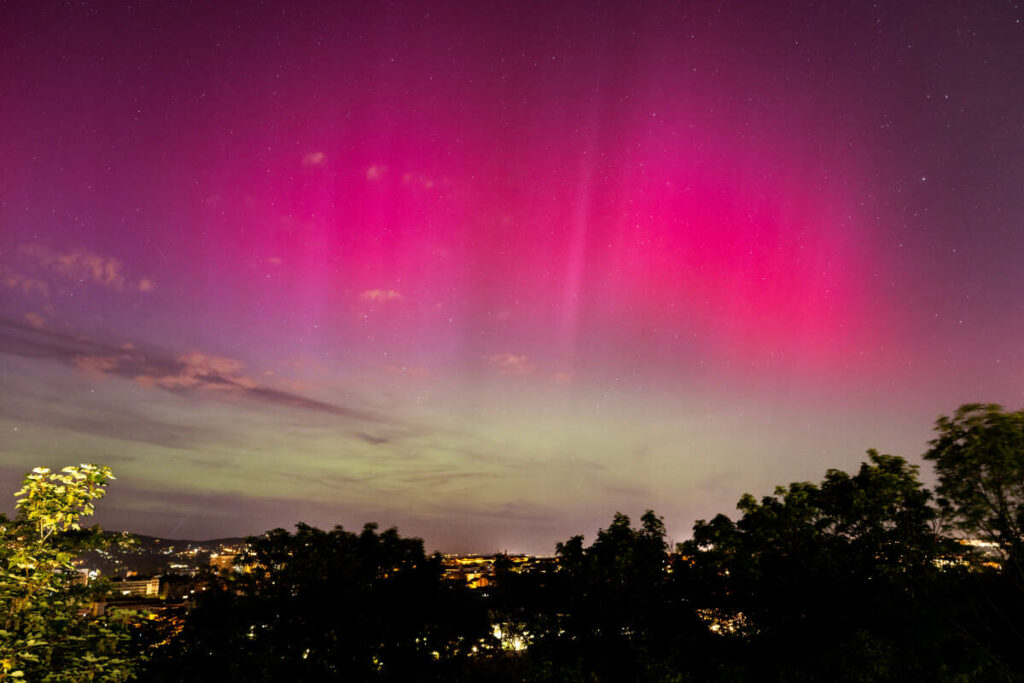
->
[2,1,1023,553]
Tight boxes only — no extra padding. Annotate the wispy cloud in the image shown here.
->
[133,351,251,390]
[401,171,435,189]
[0,264,50,297]
[485,353,533,376]
[73,354,120,374]
[17,244,154,293]
[353,431,392,445]
[360,289,403,303]
[0,393,225,451]
[302,151,326,167]
[0,318,378,421]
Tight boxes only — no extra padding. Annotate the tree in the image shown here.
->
[924,404,1024,571]
[149,522,491,682]
[543,511,701,682]
[555,511,669,638]
[0,465,141,681]
[923,405,1024,675]
[679,452,977,681]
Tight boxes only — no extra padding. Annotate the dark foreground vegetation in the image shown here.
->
[3,403,1024,681]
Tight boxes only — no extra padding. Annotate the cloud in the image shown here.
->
[128,352,373,420]
[0,265,49,297]
[21,244,126,289]
[302,151,326,167]
[131,351,250,391]
[360,289,403,303]
[485,353,533,376]
[353,431,391,445]
[366,165,386,181]
[397,471,500,486]
[0,318,115,361]
[23,312,46,329]
[0,394,224,451]
[74,355,120,374]
[18,244,153,293]
[0,318,379,422]
[401,172,435,189]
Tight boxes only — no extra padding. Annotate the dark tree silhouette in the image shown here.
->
[679,451,991,681]
[925,404,1024,675]
[147,522,491,682]
[925,404,1024,572]
[521,510,704,682]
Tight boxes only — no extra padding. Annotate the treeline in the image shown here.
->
[3,404,1024,681]
[143,403,1024,681]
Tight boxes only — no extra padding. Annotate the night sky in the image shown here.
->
[2,1,1022,553]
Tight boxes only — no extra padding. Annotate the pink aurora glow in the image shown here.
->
[1,1,1022,550]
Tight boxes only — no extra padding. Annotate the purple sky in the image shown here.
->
[2,1,1022,553]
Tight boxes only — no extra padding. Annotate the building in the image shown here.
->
[209,552,238,573]
[108,576,160,598]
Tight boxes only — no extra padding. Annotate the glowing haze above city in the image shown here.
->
[2,1,1022,553]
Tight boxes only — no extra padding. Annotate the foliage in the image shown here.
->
[524,511,702,682]
[923,404,1024,673]
[147,522,491,682]
[924,403,1024,570]
[678,451,982,681]
[0,465,141,682]
[555,510,672,639]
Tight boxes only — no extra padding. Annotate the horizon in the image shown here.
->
[0,437,977,556]
[2,1,1022,556]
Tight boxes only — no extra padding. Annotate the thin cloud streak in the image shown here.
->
[0,318,380,422]
[0,398,222,451]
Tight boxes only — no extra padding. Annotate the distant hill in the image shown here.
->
[81,532,249,576]
[105,531,248,549]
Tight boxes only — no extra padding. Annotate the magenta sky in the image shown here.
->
[2,1,1022,553]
